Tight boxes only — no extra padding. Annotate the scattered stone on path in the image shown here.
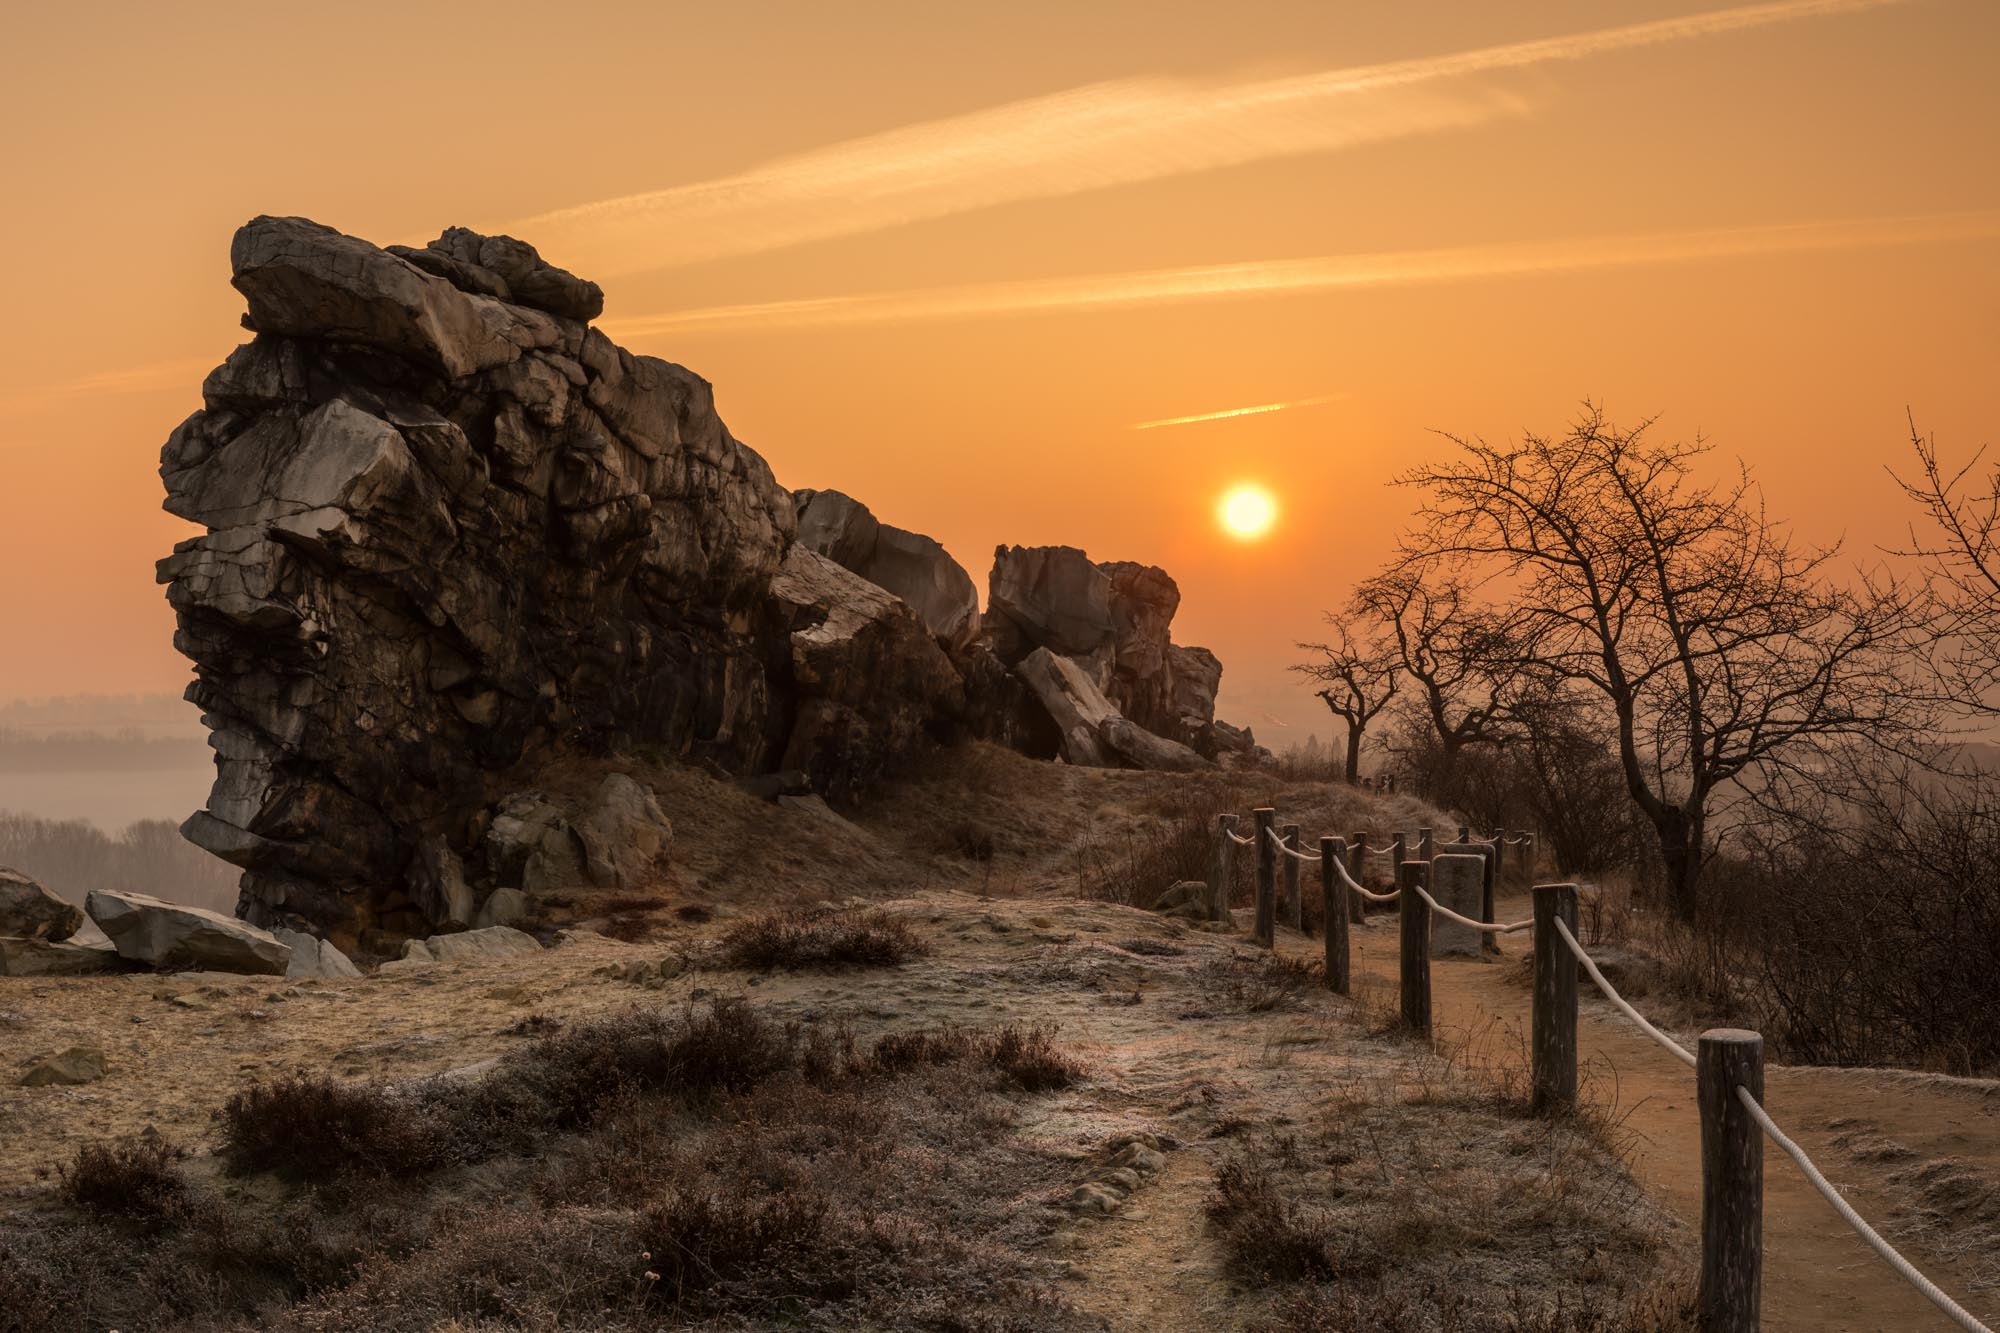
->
[19,1045,107,1087]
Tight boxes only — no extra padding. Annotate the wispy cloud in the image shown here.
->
[1131,393,1346,432]
[517,0,1910,275]
[600,209,2000,338]
[0,356,220,417]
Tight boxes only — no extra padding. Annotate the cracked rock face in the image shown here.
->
[161,218,804,948]
[159,217,1239,951]
[983,545,1220,747]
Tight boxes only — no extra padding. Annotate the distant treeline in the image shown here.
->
[0,693,201,735]
[0,730,210,774]
[0,812,238,915]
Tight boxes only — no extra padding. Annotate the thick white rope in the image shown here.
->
[1412,886,1531,935]
[1736,1087,1993,1333]
[1552,917,1697,1069]
[1266,826,1321,862]
[1328,853,1400,903]
[1225,829,1255,846]
[1505,834,1534,846]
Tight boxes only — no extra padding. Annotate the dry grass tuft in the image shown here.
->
[720,906,929,971]
[55,1137,193,1227]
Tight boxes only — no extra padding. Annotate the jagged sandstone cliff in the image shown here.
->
[160,219,1247,951]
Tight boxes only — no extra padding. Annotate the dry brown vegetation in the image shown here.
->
[720,905,930,970]
[3,999,1096,1332]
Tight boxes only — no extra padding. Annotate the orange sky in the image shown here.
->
[2,0,1996,745]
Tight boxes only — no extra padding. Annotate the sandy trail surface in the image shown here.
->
[1332,889,2000,1332]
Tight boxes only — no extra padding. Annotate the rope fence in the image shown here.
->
[1210,805,1992,1333]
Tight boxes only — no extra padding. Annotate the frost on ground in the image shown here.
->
[0,887,1686,1332]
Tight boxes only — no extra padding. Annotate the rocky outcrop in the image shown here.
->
[86,890,291,975]
[0,868,82,942]
[159,216,1240,946]
[982,546,1224,749]
[162,218,831,948]
[794,490,979,649]
[768,546,964,800]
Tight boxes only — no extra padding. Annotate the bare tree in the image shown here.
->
[1291,621,1399,782]
[1890,417,2000,716]
[1396,405,1917,925]
[1352,566,1527,791]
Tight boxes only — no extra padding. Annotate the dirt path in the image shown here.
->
[1329,891,2000,1332]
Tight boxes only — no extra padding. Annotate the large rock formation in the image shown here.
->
[794,490,979,649]
[980,545,1225,750]
[160,218,968,948]
[159,217,1244,950]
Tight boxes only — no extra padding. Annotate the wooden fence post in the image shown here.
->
[1322,837,1348,994]
[1698,1030,1765,1333]
[1397,859,1430,1036]
[1347,832,1367,923]
[1418,826,1435,862]
[1531,883,1579,1115]
[1458,823,1470,843]
[1491,829,1508,896]
[1209,814,1238,922]
[1391,831,1407,875]
[1252,808,1277,948]
[1281,822,1302,932]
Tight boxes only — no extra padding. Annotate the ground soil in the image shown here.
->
[1330,887,2000,1332]
[1,888,1673,1331]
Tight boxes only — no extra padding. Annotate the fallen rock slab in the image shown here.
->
[0,868,83,942]
[0,936,132,978]
[86,890,291,975]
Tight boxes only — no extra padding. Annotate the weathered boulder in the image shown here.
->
[768,546,964,800]
[983,546,1221,747]
[0,868,82,942]
[795,490,979,649]
[1168,646,1223,738]
[1014,648,1210,772]
[987,546,1115,663]
[400,926,542,966]
[0,937,131,978]
[86,890,290,975]
[1153,880,1210,922]
[572,774,672,890]
[19,1046,107,1088]
[473,888,529,930]
[484,794,586,895]
[1014,648,1118,767]
[274,928,362,979]
[1100,717,1212,773]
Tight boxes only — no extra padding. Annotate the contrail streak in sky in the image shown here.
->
[516,0,1910,274]
[1131,393,1347,431]
[602,209,2000,338]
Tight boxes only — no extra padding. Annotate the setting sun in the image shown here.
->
[1218,484,1278,541]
